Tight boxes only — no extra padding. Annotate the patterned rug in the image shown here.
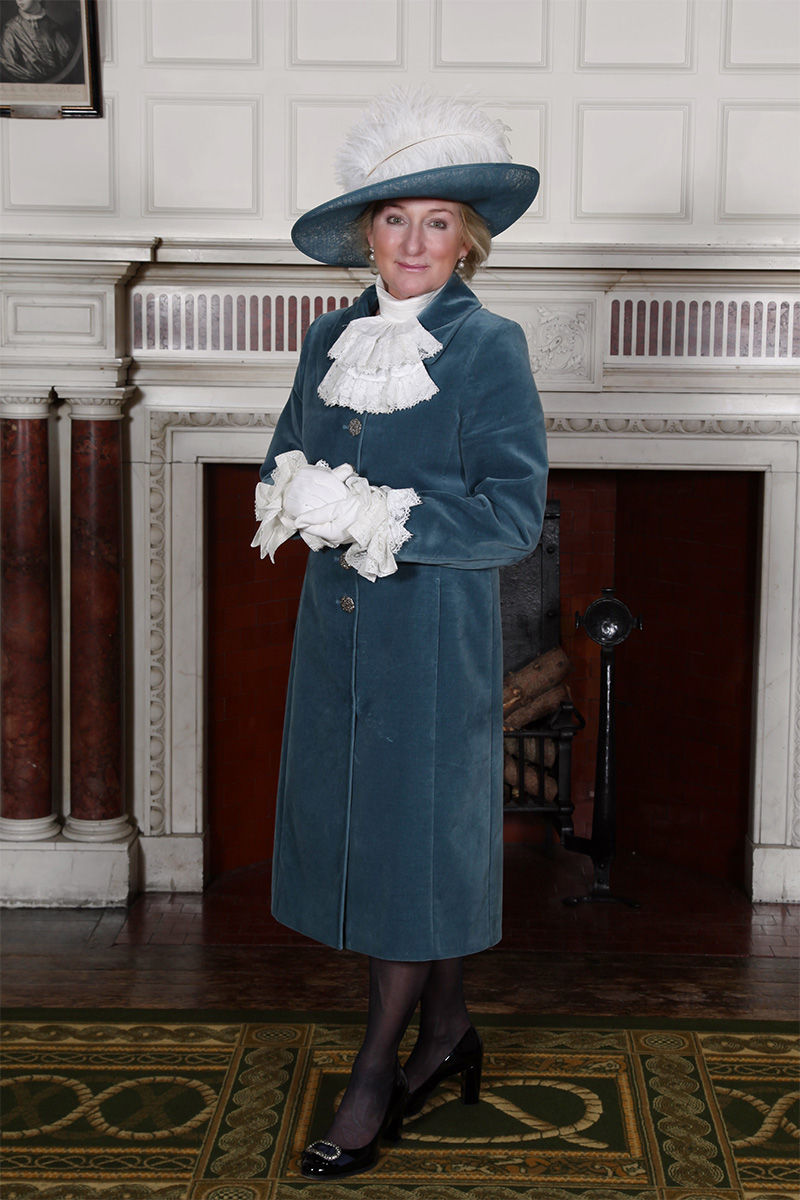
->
[0,1010,797,1199]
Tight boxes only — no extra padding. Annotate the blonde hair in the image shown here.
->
[357,201,491,282]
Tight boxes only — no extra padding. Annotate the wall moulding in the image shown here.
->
[432,0,549,70]
[0,260,141,377]
[0,261,141,407]
[98,0,115,66]
[143,95,262,218]
[3,358,132,392]
[717,102,800,222]
[145,409,280,841]
[290,0,405,68]
[144,0,260,68]
[577,0,695,71]
[0,237,158,263]
[116,239,800,271]
[574,102,692,223]
[4,294,104,351]
[545,415,800,438]
[1,96,118,215]
[722,0,800,71]
[12,237,796,271]
[480,99,548,223]
[288,96,368,217]
[482,247,800,271]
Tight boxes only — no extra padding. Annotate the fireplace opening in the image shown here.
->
[206,464,309,878]
[614,469,760,887]
[206,464,760,888]
[548,468,761,890]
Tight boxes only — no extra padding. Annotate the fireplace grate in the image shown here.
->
[499,500,584,837]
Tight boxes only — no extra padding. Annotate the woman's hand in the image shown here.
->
[283,462,362,548]
[282,463,354,520]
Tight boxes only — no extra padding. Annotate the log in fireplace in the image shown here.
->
[500,501,585,839]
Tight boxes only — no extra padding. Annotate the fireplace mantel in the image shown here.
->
[1,242,798,904]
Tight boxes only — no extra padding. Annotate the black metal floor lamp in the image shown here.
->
[564,588,642,907]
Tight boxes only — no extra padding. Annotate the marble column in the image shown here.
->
[0,394,60,841]
[63,392,133,842]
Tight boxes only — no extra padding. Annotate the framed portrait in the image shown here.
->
[0,0,102,118]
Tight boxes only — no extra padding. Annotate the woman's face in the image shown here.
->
[367,198,470,300]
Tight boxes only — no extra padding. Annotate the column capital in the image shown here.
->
[0,391,53,419]
[65,387,136,421]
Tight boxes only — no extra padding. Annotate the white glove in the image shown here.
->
[283,462,362,549]
[296,497,363,548]
[251,449,421,579]
[282,463,353,520]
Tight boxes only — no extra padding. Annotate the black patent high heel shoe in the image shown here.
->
[404,1025,483,1117]
[300,1065,408,1179]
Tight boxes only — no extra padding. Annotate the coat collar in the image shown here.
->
[351,273,482,355]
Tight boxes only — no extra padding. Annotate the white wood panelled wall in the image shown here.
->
[1,0,798,246]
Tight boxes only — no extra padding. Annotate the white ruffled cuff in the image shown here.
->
[251,450,421,582]
[341,479,422,583]
[250,449,308,560]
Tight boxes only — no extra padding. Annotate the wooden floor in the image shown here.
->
[2,844,797,1021]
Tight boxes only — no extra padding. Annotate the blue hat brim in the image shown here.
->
[291,162,540,267]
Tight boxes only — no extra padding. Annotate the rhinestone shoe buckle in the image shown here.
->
[305,1140,342,1162]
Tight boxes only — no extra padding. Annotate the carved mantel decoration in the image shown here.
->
[524,305,591,381]
[545,416,800,436]
[147,408,279,840]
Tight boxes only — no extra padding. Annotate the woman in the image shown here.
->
[252,89,548,1179]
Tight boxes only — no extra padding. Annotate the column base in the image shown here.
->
[746,840,800,903]
[0,814,60,842]
[138,833,207,893]
[0,830,139,907]
[62,814,134,843]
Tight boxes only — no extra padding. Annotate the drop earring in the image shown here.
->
[456,257,466,275]
[368,246,375,262]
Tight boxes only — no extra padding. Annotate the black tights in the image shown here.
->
[323,955,471,1149]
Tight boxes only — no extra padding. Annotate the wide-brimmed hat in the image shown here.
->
[291,89,540,267]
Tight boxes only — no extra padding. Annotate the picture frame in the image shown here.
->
[0,0,102,119]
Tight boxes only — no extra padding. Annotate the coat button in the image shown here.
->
[348,418,362,436]
[339,552,351,569]
[340,596,355,613]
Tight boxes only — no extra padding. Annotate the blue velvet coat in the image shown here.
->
[260,274,548,960]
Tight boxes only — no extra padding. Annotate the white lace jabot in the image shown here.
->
[317,279,445,415]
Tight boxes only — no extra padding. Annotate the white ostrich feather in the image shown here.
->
[335,87,512,192]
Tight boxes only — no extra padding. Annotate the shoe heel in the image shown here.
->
[461,1058,482,1105]
[384,1110,404,1143]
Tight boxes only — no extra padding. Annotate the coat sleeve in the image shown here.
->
[258,309,342,481]
[258,354,307,483]
[395,318,548,569]
[252,325,317,558]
